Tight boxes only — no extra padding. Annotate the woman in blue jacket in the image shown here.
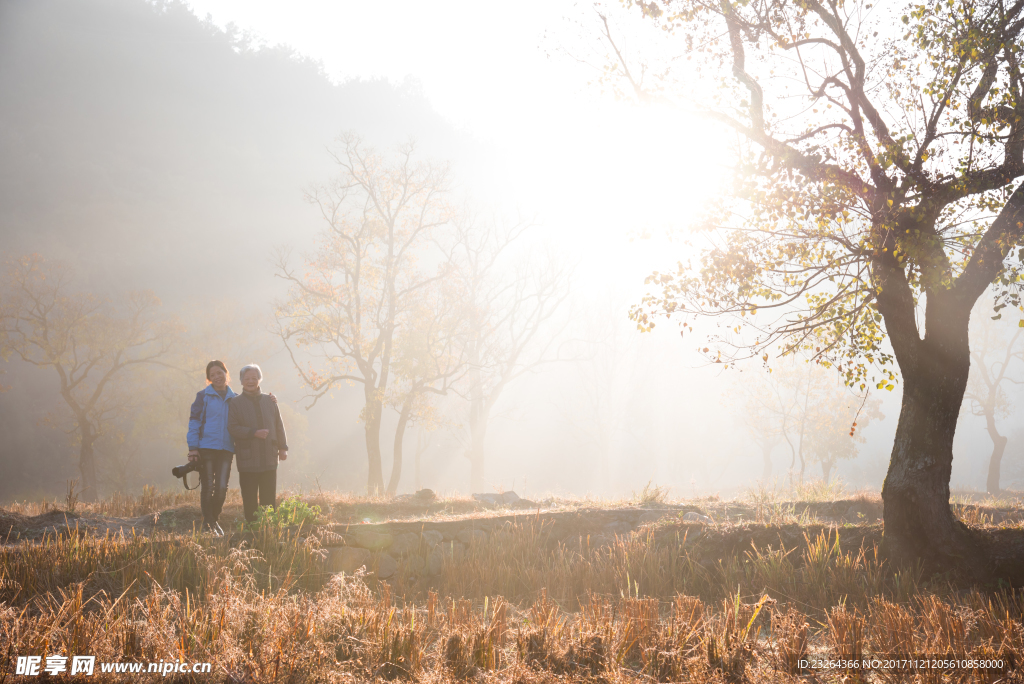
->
[187,360,275,535]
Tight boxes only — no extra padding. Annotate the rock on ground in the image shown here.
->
[682,511,714,524]
[374,553,398,579]
[427,548,443,576]
[472,491,521,507]
[388,532,420,556]
[421,529,443,549]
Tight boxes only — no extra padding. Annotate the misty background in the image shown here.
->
[1,0,1021,503]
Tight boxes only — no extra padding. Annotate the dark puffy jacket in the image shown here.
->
[228,390,288,473]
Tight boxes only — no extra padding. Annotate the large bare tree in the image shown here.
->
[275,134,454,494]
[606,0,1024,573]
[0,255,178,500]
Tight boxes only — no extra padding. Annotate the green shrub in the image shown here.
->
[247,495,321,531]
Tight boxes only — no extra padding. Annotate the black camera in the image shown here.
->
[172,459,200,489]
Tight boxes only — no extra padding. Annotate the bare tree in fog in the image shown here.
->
[275,135,454,494]
[0,255,179,500]
[736,361,882,484]
[561,297,652,494]
[735,375,786,483]
[413,428,432,491]
[384,279,468,495]
[802,383,883,483]
[96,363,183,493]
[963,309,1024,493]
[455,219,571,492]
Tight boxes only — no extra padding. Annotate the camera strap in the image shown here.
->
[181,459,200,491]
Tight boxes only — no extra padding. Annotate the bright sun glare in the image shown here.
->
[185,0,726,296]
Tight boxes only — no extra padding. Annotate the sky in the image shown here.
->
[185,0,724,293]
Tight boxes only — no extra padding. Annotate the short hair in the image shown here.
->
[239,363,263,382]
[206,360,228,379]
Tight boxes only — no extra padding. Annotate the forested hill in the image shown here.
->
[0,0,460,302]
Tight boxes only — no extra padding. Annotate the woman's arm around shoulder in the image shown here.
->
[227,394,256,440]
[272,398,288,452]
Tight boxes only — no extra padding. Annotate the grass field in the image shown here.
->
[1,486,1023,682]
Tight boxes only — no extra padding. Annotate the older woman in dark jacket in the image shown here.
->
[228,363,289,522]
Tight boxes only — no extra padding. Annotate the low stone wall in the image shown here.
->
[319,507,702,579]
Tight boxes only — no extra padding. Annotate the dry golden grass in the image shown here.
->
[3,484,206,519]
[1,490,1023,682]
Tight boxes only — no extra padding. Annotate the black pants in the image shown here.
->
[239,469,277,522]
[198,449,232,525]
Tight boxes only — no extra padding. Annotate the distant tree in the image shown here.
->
[454,219,571,492]
[74,302,275,494]
[611,0,1024,571]
[734,372,788,483]
[802,382,884,483]
[94,363,177,494]
[0,255,179,500]
[560,296,654,494]
[275,135,454,494]
[383,281,468,495]
[962,310,1024,494]
[1006,425,1024,490]
[736,360,882,484]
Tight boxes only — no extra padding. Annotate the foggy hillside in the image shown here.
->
[0,0,467,499]
[0,0,463,301]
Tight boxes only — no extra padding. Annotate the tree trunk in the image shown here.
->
[761,444,773,482]
[877,183,1024,578]
[468,404,489,493]
[363,390,385,494]
[797,382,809,482]
[465,350,486,493]
[821,459,833,483]
[466,351,494,493]
[985,413,1007,494]
[879,291,986,576]
[414,430,427,491]
[468,419,489,493]
[415,446,421,491]
[597,433,611,495]
[78,422,98,502]
[782,423,796,487]
[386,399,415,496]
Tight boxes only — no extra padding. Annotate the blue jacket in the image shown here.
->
[187,385,238,452]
